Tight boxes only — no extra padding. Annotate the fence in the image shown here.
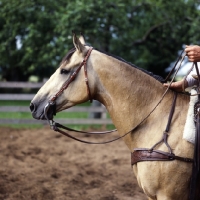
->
[0,81,113,125]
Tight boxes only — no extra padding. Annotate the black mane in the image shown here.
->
[61,46,165,83]
[95,48,165,83]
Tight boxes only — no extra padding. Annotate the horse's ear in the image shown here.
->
[79,33,85,45]
[73,33,85,53]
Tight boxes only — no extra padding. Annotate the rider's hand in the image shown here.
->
[163,79,188,92]
[185,45,200,62]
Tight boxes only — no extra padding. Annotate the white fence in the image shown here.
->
[0,82,113,125]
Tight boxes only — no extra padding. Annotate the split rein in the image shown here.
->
[43,48,192,145]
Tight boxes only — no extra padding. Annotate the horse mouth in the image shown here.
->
[31,111,52,120]
[34,112,47,120]
[30,102,55,121]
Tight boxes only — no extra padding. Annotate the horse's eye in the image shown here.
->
[60,69,70,74]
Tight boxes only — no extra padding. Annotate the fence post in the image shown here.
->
[89,100,102,119]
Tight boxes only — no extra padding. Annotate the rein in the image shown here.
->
[44,47,186,145]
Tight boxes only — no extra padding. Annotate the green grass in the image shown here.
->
[0,100,89,119]
[0,111,88,119]
[0,100,31,106]
[0,100,114,130]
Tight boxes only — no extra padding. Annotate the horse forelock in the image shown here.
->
[60,47,76,65]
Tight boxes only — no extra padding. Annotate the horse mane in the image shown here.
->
[61,46,165,83]
[95,49,165,83]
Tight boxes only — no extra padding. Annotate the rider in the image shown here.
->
[164,45,200,92]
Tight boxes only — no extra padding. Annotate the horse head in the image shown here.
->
[30,34,95,120]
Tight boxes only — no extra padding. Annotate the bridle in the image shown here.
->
[44,47,93,126]
[44,47,118,144]
[43,47,191,145]
[47,47,93,105]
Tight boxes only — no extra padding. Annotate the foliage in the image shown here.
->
[0,0,200,81]
[0,0,60,81]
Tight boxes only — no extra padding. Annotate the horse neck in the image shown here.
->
[90,51,174,149]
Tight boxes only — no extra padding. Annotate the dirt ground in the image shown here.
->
[0,126,146,200]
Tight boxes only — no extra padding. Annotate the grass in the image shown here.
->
[0,100,115,130]
[0,100,33,106]
[0,111,88,119]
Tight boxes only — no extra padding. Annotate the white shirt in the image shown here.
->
[186,68,199,87]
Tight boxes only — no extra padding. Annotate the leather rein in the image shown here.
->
[43,47,193,163]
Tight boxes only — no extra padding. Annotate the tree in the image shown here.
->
[56,0,200,77]
[0,0,61,81]
[0,0,199,81]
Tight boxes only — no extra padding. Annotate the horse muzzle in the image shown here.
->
[30,101,56,121]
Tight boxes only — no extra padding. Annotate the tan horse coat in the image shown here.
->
[31,35,194,200]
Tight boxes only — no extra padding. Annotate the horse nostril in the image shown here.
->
[30,103,35,112]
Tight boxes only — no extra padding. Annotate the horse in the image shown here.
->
[30,34,194,200]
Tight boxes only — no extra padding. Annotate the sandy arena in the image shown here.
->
[0,126,146,200]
